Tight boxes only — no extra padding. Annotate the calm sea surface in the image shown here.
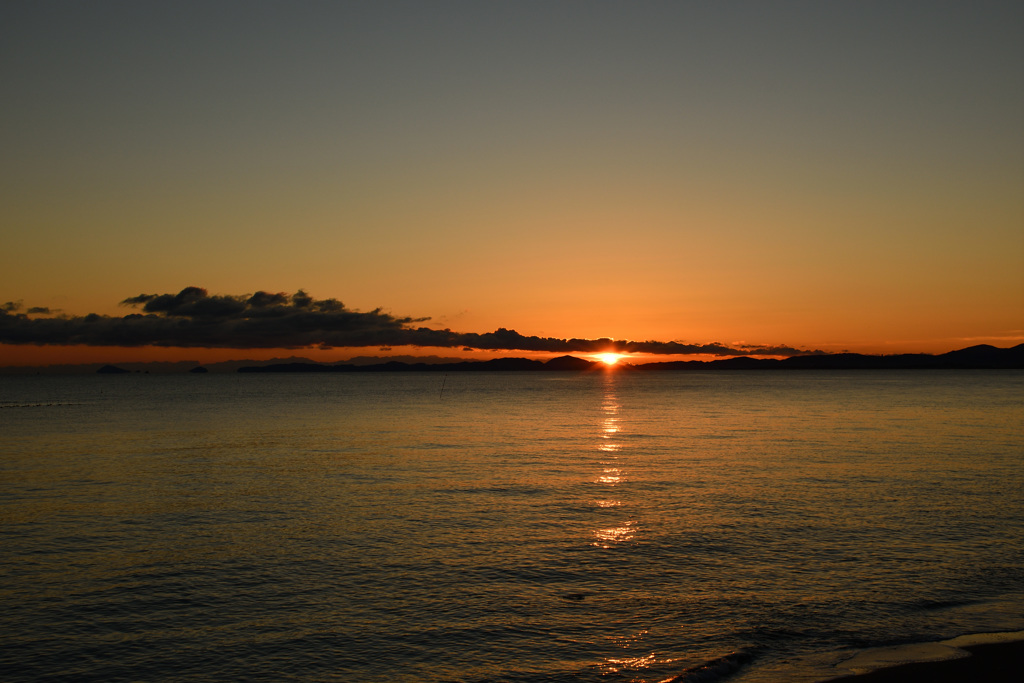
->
[1,370,1022,682]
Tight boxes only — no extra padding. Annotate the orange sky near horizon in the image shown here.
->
[2,2,1022,366]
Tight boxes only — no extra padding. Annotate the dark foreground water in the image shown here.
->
[1,370,1022,682]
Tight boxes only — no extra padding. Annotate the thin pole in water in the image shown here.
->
[439,374,447,399]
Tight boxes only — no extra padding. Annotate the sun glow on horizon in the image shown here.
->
[596,353,623,366]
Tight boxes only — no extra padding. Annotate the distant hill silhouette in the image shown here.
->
[773,344,1024,370]
[6,345,1019,375]
[96,364,131,374]
[544,355,597,371]
[237,344,1023,373]
[238,356,583,373]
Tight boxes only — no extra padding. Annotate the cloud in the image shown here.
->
[0,287,823,356]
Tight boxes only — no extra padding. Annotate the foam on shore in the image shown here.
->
[820,630,1024,682]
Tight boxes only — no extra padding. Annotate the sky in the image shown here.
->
[2,1,1022,366]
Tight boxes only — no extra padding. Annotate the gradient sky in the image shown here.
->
[2,1,1022,364]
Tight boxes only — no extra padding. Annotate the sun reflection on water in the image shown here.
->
[597,466,623,484]
[600,629,670,676]
[601,652,657,673]
[592,374,639,552]
[593,519,637,547]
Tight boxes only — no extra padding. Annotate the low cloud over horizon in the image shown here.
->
[1,287,823,357]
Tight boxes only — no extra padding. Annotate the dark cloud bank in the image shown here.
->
[1,287,821,357]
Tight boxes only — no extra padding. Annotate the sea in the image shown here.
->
[1,369,1022,682]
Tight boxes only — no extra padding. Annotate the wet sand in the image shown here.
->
[823,639,1023,683]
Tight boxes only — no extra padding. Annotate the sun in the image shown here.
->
[596,353,623,366]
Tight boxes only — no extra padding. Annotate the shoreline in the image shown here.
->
[818,631,1024,683]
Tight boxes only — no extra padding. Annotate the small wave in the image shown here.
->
[910,597,981,612]
[560,592,591,601]
[659,650,754,683]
